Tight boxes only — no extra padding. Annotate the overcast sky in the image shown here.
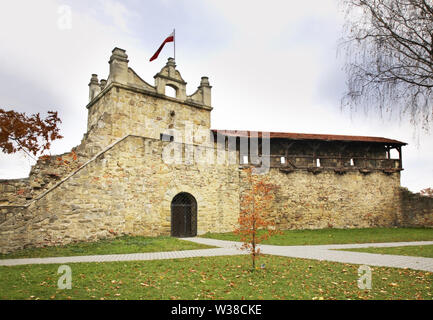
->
[0,0,432,192]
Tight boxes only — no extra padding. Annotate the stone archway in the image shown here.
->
[171,192,197,237]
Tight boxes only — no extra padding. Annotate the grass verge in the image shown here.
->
[201,227,433,246]
[0,254,431,300]
[0,236,215,260]
[339,245,433,258]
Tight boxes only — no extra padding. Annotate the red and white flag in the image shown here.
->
[149,31,174,62]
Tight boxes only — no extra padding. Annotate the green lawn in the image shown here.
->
[0,254,431,300]
[0,236,214,260]
[339,245,433,258]
[201,227,433,246]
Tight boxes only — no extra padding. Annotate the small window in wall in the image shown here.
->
[350,158,354,166]
[316,158,321,167]
[281,157,286,164]
[165,86,177,98]
[242,155,249,164]
[160,133,174,142]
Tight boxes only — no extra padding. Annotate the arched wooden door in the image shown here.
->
[171,192,197,237]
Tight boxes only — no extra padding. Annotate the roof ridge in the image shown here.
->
[212,129,406,145]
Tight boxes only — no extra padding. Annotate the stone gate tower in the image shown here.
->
[84,47,213,156]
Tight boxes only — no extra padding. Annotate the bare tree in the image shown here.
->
[340,0,433,131]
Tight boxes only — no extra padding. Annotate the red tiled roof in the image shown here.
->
[212,130,406,145]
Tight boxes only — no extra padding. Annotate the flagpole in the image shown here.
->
[173,28,176,61]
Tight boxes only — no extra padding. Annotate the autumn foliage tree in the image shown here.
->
[0,108,63,158]
[235,167,280,270]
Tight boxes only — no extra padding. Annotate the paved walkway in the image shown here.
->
[184,238,433,272]
[0,247,247,267]
[1,238,433,272]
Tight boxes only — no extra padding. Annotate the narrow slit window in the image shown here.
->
[350,158,354,166]
[316,158,321,167]
[281,157,286,164]
[160,133,174,142]
[242,155,249,164]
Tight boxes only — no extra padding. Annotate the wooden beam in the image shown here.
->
[398,146,402,169]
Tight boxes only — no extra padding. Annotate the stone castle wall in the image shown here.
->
[1,140,431,253]
[0,150,90,206]
[0,178,29,206]
[255,169,402,230]
[400,188,433,227]
[0,136,240,253]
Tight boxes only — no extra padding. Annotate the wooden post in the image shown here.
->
[398,146,402,169]
[283,142,294,167]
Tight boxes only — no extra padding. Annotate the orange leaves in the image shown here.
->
[38,154,51,161]
[54,149,78,166]
[236,167,280,269]
[0,108,62,156]
[71,150,77,161]
[55,156,69,166]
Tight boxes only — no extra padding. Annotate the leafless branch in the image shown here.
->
[339,0,433,131]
